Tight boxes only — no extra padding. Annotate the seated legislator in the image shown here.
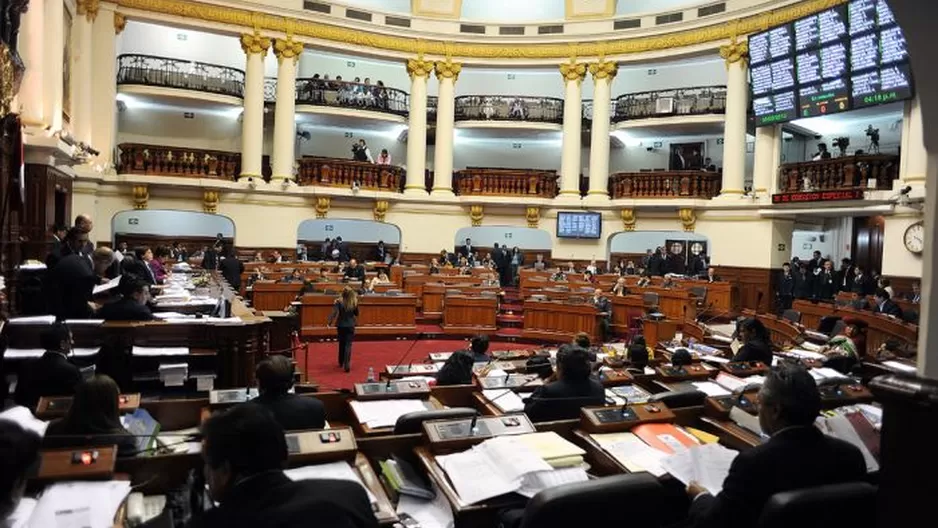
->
[573,332,599,362]
[435,351,475,386]
[733,318,773,364]
[191,404,378,528]
[366,268,391,292]
[686,364,866,528]
[523,345,604,422]
[251,355,325,431]
[45,227,96,319]
[610,277,629,297]
[466,334,491,363]
[872,289,903,318]
[219,245,245,290]
[133,247,159,285]
[626,335,654,371]
[279,269,305,283]
[97,275,155,321]
[148,246,170,284]
[44,375,139,457]
[0,421,42,523]
[13,322,82,411]
[532,254,548,271]
[705,267,721,283]
[343,258,366,282]
[821,320,866,374]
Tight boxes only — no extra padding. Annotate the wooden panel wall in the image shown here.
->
[711,266,776,314]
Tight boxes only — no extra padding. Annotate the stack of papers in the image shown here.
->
[349,400,430,429]
[882,360,916,373]
[92,276,122,295]
[786,348,826,361]
[285,461,377,504]
[816,413,880,472]
[482,389,525,413]
[590,432,668,477]
[691,381,731,397]
[609,385,652,404]
[26,480,132,527]
[396,481,455,528]
[514,432,585,468]
[714,372,748,392]
[0,406,49,437]
[158,363,188,387]
[661,443,739,495]
[4,347,100,359]
[133,346,190,357]
[7,315,56,325]
[810,367,850,382]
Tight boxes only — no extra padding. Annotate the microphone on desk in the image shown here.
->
[386,329,426,379]
[694,302,714,322]
[731,383,763,406]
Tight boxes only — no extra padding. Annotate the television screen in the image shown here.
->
[556,212,602,239]
[749,0,913,127]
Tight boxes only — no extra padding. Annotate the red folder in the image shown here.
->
[633,423,699,454]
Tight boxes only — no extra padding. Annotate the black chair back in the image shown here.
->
[649,389,707,408]
[523,395,603,422]
[782,309,802,324]
[519,473,666,528]
[829,319,847,338]
[393,407,477,435]
[757,482,877,528]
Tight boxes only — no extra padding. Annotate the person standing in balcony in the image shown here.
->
[812,142,832,160]
[376,149,392,165]
[351,139,373,163]
[375,80,389,110]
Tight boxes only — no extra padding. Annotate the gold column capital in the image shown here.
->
[679,208,697,232]
[719,38,749,67]
[620,208,636,231]
[406,58,435,80]
[0,43,15,117]
[525,206,540,229]
[273,36,303,64]
[132,185,148,210]
[203,190,219,214]
[315,196,331,219]
[589,60,618,81]
[241,32,272,56]
[77,0,100,22]
[114,12,126,34]
[434,60,462,82]
[469,205,484,227]
[559,61,587,83]
[373,200,389,222]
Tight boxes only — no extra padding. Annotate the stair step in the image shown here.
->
[500,303,524,312]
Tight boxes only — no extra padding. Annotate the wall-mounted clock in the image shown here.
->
[903,221,924,255]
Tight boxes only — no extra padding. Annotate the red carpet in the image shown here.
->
[298,338,533,390]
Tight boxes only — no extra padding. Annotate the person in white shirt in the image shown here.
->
[376,149,392,165]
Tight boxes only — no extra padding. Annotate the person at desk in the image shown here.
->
[0,420,41,522]
[134,247,159,285]
[842,292,869,310]
[428,258,441,275]
[813,260,837,300]
[592,289,612,342]
[532,253,548,271]
[704,267,720,283]
[374,240,388,263]
[851,266,873,295]
[343,258,366,283]
[219,245,245,290]
[906,281,921,303]
[43,375,139,457]
[279,269,304,283]
[435,350,475,386]
[873,289,903,318]
[191,404,377,528]
[251,355,325,431]
[583,270,597,284]
[97,275,155,322]
[611,277,629,297]
[13,322,82,411]
[45,228,97,319]
[821,320,866,373]
[148,246,170,284]
[366,269,391,292]
[327,287,359,373]
[733,318,773,364]
[686,363,865,528]
[523,345,605,422]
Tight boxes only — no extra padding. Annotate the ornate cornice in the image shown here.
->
[111,0,846,60]
[114,12,127,34]
[434,60,461,82]
[589,60,618,80]
[241,32,272,56]
[720,38,749,66]
[560,61,587,83]
[77,0,101,22]
[406,58,434,80]
[273,36,303,64]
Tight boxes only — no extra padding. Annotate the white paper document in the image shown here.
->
[133,346,190,357]
[349,400,430,429]
[786,348,826,361]
[6,497,36,528]
[593,432,668,477]
[396,481,454,528]
[882,360,916,373]
[7,315,56,325]
[63,319,105,326]
[0,406,49,437]
[27,480,131,528]
[714,372,748,392]
[661,443,739,495]
[4,347,100,359]
[285,461,377,504]
[816,415,879,472]
[482,389,525,413]
[691,381,731,397]
[93,276,122,295]
[810,367,850,381]
[729,406,763,436]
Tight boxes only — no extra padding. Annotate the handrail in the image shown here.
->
[294,78,409,117]
[613,85,726,122]
[609,170,721,199]
[453,168,559,198]
[117,143,241,179]
[116,54,246,99]
[778,155,900,193]
[454,95,564,124]
[297,156,405,193]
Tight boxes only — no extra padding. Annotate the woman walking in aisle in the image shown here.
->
[328,287,359,372]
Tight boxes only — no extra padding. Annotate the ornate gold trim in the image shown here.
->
[406,58,434,80]
[560,61,587,83]
[241,31,272,56]
[679,208,696,232]
[111,0,846,60]
[719,38,749,66]
[434,59,461,82]
[469,204,483,227]
[620,208,636,231]
[132,184,149,209]
[114,12,126,34]
[373,199,389,222]
[77,0,101,22]
[203,190,219,213]
[273,36,303,64]
[525,206,540,229]
[0,43,15,118]
[589,59,618,80]
[315,196,331,218]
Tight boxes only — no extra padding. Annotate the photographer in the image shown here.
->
[350,139,374,163]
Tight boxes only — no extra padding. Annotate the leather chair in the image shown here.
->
[649,389,707,408]
[690,286,708,307]
[522,395,603,422]
[392,407,478,435]
[512,473,667,528]
[757,482,877,528]
[643,292,660,312]
[782,309,802,324]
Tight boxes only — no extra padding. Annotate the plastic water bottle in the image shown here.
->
[366,367,376,383]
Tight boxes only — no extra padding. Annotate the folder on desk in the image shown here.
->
[515,432,585,468]
[379,455,435,500]
[632,423,698,455]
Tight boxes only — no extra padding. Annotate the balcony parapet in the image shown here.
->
[454,96,563,125]
[297,157,405,193]
[117,143,241,180]
[613,85,726,123]
[454,168,559,198]
[117,54,245,99]
[777,155,900,194]
[610,170,721,199]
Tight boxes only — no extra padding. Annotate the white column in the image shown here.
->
[90,7,119,167]
[587,60,616,201]
[559,61,586,198]
[432,60,460,196]
[43,0,65,133]
[404,58,433,195]
[899,95,927,185]
[72,3,95,145]
[240,33,271,181]
[271,37,302,182]
[17,0,45,126]
[752,124,780,196]
[718,40,749,196]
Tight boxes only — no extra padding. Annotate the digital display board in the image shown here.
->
[556,212,602,239]
[750,0,913,126]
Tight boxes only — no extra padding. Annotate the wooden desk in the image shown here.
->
[37,394,141,420]
[746,310,804,348]
[442,295,498,333]
[299,294,417,337]
[36,447,118,481]
[403,275,487,308]
[251,281,301,310]
[643,318,678,347]
[792,300,918,359]
[422,283,500,318]
[522,299,600,343]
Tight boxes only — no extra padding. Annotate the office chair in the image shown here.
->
[511,473,667,528]
[817,315,842,335]
[689,286,708,307]
[829,319,847,338]
[643,292,660,312]
[781,309,802,324]
[757,482,877,528]
[523,395,604,422]
[392,407,478,435]
[649,389,708,408]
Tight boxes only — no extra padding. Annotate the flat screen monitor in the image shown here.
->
[556,212,602,239]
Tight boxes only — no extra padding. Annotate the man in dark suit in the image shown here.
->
[98,275,155,321]
[374,240,388,263]
[777,262,795,312]
[74,214,95,261]
[793,263,811,299]
[250,355,325,431]
[334,236,350,261]
[492,243,506,286]
[45,223,67,268]
[667,248,686,275]
[45,228,97,319]
[467,334,491,363]
[13,322,82,410]
[219,245,245,290]
[460,237,473,259]
[806,250,823,275]
[689,252,708,277]
[523,345,605,422]
[648,247,665,277]
[192,404,377,528]
[837,258,855,293]
[592,289,612,342]
[851,266,873,295]
[343,258,366,282]
[872,289,903,318]
[686,363,866,528]
[813,260,837,300]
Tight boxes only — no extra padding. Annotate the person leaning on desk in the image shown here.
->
[685,363,866,528]
[43,375,140,458]
[97,274,155,322]
[250,355,325,431]
[13,321,82,411]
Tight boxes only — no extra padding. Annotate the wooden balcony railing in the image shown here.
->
[613,85,727,122]
[454,96,564,124]
[117,143,241,179]
[117,54,246,99]
[297,157,405,192]
[778,155,900,193]
[453,168,559,198]
[609,170,721,199]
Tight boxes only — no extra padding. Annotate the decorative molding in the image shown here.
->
[0,43,16,118]
[240,31,271,56]
[589,59,618,80]
[373,199,389,222]
[434,59,461,82]
[114,12,126,33]
[315,196,331,218]
[273,36,303,64]
[203,190,219,213]
[469,204,483,227]
[132,185,148,209]
[525,206,540,228]
[679,208,696,232]
[406,58,434,80]
[560,61,587,83]
[719,38,749,66]
[110,0,846,60]
[620,208,636,231]
[77,0,101,22]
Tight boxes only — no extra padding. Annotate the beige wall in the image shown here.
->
[700,215,793,269]
[882,213,925,278]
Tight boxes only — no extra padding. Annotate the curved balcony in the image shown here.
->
[613,86,726,123]
[453,168,559,198]
[116,54,245,99]
[117,143,241,180]
[609,170,721,199]
[294,78,409,117]
[454,96,564,125]
[778,155,900,194]
[297,157,405,193]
